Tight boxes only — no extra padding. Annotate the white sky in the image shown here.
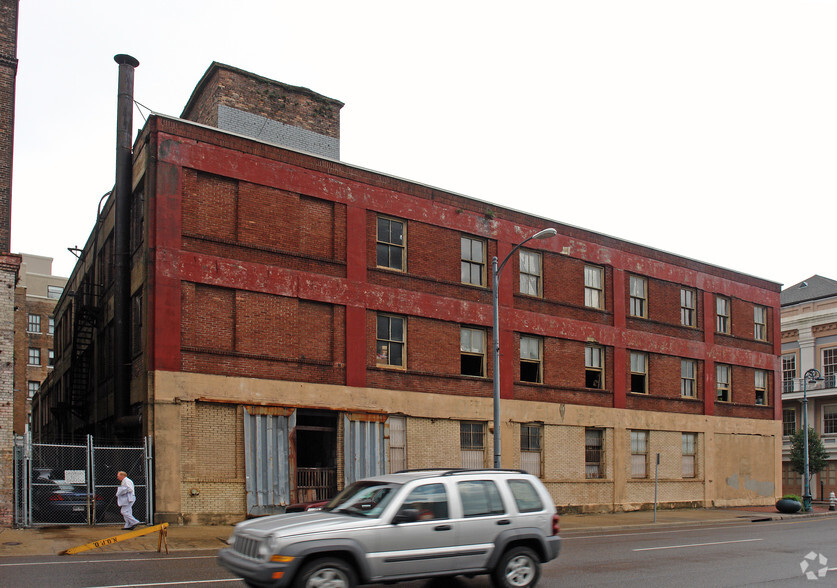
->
[11,1,837,287]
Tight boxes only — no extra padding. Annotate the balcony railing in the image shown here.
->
[783,373,837,394]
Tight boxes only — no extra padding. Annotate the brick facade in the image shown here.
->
[34,64,783,524]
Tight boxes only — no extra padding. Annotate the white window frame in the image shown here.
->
[681,359,696,398]
[629,275,647,318]
[47,285,63,300]
[680,288,696,327]
[823,347,837,389]
[754,305,767,341]
[754,369,767,406]
[585,345,604,389]
[716,363,731,402]
[460,327,486,377]
[519,249,542,297]
[682,433,697,478]
[519,335,543,384]
[630,351,648,394]
[584,265,604,309]
[782,353,797,394]
[716,296,730,334]
[630,430,648,478]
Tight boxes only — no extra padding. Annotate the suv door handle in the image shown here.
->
[497,519,511,525]
[434,525,452,531]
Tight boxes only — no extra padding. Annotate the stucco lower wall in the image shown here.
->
[149,371,781,523]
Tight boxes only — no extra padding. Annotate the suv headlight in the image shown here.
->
[267,533,284,553]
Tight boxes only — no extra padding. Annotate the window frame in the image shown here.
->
[753,305,767,341]
[520,423,542,477]
[782,408,796,437]
[716,363,731,402]
[376,215,406,272]
[585,345,604,389]
[584,265,604,309]
[27,380,39,399]
[680,287,696,327]
[28,347,41,366]
[682,432,697,478]
[629,275,648,318]
[782,353,797,394]
[460,327,486,377]
[630,430,649,479]
[48,316,55,335]
[460,236,486,287]
[681,359,697,398]
[47,285,63,300]
[585,428,605,479]
[823,347,837,389]
[716,295,730,334]
[519,335,543,384]
[376,313,406,369]
[27,313,41,333]
[519,249,543,297]
[460,421,486,469]
[629,351,648,394]
[754,369,767,406]
[823,404,837,435]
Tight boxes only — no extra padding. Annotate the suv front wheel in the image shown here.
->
[293,556,357,588]
[491,546,541,588]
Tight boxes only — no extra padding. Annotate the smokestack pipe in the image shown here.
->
[113,54,139,434]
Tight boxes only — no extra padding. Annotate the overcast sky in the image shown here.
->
[11,1,836,287]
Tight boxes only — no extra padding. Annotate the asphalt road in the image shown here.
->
[1,517,836,587]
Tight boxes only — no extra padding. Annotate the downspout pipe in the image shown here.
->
[113,54,139,435]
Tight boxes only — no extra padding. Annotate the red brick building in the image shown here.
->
[0,0,21,527]
[34,62,782,524]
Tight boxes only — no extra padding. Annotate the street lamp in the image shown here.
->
[492,227,557,468]
[802,367,825,512]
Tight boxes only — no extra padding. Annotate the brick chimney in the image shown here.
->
[181,62,344,160]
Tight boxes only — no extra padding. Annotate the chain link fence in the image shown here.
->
[14,434,153,528]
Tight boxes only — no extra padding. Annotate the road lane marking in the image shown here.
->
[565,517,836,540]
[0,555,216,567]
[85,581,240,588]
[633,538,763,551]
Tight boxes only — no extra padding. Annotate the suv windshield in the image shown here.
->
[326,480,400,518]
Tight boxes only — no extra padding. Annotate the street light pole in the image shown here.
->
[492,228,557,468]
[802,368,824,511]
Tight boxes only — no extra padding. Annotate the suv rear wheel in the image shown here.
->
[293,556,357,588]
[491,546,541,588]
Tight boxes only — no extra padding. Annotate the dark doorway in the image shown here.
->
[295,410,337,502]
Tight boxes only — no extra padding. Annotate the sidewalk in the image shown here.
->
[1,506,835,558]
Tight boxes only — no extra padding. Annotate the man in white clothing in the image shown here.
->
[116,471,140,529]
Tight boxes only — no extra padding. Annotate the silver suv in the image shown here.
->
[218,468,561,587]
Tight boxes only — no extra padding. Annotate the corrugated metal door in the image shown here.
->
[244,408,293,516]
[344,415,387,485]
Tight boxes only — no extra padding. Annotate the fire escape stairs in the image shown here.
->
[68,286,99,421]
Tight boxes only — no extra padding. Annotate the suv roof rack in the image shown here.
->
[394,468,528,476]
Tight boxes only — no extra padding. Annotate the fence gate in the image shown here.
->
[14,434,153,528]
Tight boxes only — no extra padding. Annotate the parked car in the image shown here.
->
[32,479,103,523]
[218,468,561,587]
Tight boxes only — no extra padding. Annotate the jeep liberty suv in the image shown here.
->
[218,468,561,587]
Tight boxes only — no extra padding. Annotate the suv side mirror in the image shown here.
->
[393,508,420,524]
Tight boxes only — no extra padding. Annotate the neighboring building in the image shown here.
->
[0,0,22,527]
[34,62,782,524]
[12,254,66,435]
[780,275,837,498]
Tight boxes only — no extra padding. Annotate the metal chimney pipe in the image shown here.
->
[113,54,139,434]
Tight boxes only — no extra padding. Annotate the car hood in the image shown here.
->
[234,511,375,537]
